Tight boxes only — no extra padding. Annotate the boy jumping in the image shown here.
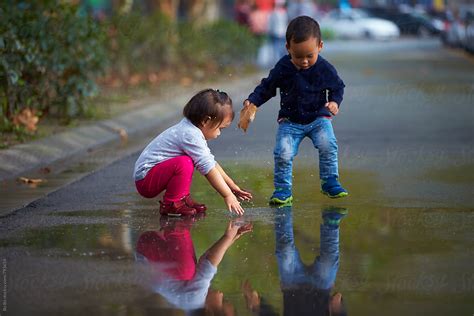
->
[239,16,348,204]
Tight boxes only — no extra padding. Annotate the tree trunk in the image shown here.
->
[184,0,220,25]
[158,0,180,21]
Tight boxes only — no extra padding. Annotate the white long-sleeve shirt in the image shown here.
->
[134,118,216,181]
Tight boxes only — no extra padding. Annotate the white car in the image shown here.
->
[321,9,400,40]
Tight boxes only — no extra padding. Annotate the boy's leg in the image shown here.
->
[310,207,347,290]
[310,225,340,290]
[274,206,307,287]
[308,118,348,198]
[271,121,304,204]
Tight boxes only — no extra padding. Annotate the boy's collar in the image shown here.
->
[282,54,324,71]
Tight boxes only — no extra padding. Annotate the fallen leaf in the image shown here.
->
[128,74,142,86]
[110,78,122,88]
[180,77,193,87]
[18,177,44,184]
[116,128,128,142]
[148,73,159,84]
[39,167,51,174]
[12,108,39,132]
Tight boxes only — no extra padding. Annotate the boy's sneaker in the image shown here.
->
[183,195,207,213]
[269,189,293,205]
[322,207,348,227]
[321,177,348,198]
[159,199,197,217]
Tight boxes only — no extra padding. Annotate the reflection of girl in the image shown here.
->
[136,217,252,312]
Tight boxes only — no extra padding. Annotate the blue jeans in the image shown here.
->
[273,117,339,193]
[274,206,340,290]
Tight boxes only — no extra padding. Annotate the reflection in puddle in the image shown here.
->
[243,205,348,316]
[135,214,253,314]
[133,205,350,315]
[1,160,473,315]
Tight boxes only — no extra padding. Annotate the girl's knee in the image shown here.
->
[135,181,158,199]
[174,156,194,173]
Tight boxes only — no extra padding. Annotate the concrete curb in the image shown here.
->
[0,73,262,182]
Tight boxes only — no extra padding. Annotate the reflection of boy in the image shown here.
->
[136,217,252,312]
[243,206,347,315]
[274,206,346,315]
[240,16,348,204]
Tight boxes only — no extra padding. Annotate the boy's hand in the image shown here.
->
[224,194,245,215]
[238,100,258,132]
[242,280,260,311]
[230,184,253,201]
[325,101,339,116]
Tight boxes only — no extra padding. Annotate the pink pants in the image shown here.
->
[135,156,194,203]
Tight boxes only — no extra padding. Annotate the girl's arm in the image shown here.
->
[215,163,253,201]
[215,163,235,188]
[205,221,253,266]
[206,167,245,215]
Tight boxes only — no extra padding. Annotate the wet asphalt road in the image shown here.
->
[0,39,473,315]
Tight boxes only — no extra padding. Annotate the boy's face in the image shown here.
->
[286,36,323,70]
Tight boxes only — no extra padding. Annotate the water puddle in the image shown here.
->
[1,164,473,315]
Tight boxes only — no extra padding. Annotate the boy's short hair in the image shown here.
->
[183,89,234,129]
[286,16,322,45]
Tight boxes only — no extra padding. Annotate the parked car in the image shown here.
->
[320,9,400,40]
[462,11,474,53]
[363,7,442,36]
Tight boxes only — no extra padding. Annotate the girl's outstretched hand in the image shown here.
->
[231,185,253,201]
[224,194,245,215]
[225,220,253,242]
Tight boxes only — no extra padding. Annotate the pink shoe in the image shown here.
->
[159,199,197,217]
[183,195,207,213]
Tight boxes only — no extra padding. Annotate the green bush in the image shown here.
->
[178,20,259,69]
[321,28,337,41]
[0,2,259,131]
[0,1,107,121]
[105,12,175,75]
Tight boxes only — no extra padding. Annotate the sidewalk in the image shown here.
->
[0,73,263,216]
[0,73,262,182]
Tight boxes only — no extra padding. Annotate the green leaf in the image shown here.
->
[7,70,19,85]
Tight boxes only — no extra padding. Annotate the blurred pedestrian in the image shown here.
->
[248,3,271,37]
[287,0,317,20]
[234,0,253,27]
[268,0,289,63]
[239,16,348,204]
[134,89,252,216]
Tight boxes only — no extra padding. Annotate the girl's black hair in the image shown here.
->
[183,89,234,129]
[286,15,322,45]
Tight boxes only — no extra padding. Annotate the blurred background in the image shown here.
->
[1,0,472,147]
[1,2,473,315]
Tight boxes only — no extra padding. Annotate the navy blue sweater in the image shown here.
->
[248,55,345,124]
